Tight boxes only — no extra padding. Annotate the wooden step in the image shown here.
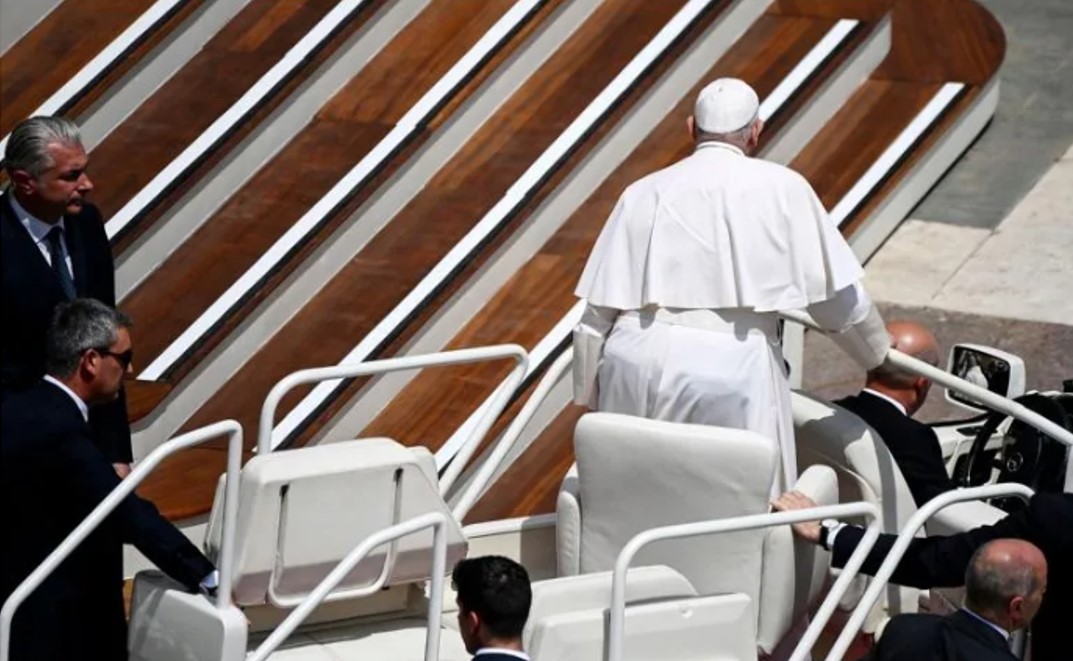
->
[0,0,201,137]
[140,0,726,519]
[84,0,387,250]
[465,0,1003,523]
[120,0,548,384]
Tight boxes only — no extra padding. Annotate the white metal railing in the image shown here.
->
[104,0,379,243]
[0,420,243,661]
[780,309,1073,454]
[260,0,724,446]
[246,511,449,661]
[257,345,527,495]
[0,0,190,155]
[435,17,863,469]
[136,0,548,381]
[608,502,883,661]
[451,348,574,520]
[825,483,1035,661]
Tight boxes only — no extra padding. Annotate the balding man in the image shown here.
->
[573,78,890,496]
[773,491,1072,661]
[862,539,1047,661]
[836,321,955,506]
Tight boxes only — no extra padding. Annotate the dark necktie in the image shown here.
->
[45,226,77,299]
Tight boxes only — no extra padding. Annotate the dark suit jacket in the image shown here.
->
[473,652,530,661]
[861,610,1015,661]
[1,192,132,462]
[836,391,955,507]
[0,381,214,661]
[834,493,1073,661]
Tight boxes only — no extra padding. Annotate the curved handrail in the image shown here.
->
[608,502,882,661]
[103,0,377,243]
[137,0,550,380]
[0,0,191,155]
[257,344,528,495]
[0,420,243,661]
[780,308,1073,452]
[824,483,1035,661]
[451,347,574,521]
[246,511,449,661]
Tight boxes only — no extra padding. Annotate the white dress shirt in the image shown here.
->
[44,375,89,422]
[9,193,74,276]
[862,387,908,416]
[961,607,1011,642]
[474,649,529,660]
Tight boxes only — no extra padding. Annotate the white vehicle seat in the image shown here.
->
[791,391,921,622]
[128,438,469,661]
[555,412,837,658]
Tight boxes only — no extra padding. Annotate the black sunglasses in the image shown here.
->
[90,346,134,369]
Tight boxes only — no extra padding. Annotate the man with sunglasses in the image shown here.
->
[1,299,217,661]
[1,116,133,477]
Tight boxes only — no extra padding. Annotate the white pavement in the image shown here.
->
[865,143,1073,326]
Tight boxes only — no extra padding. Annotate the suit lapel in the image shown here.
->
[1,193,73,300]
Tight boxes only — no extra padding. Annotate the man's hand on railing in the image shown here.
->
[113,462,132,479]
[771,491,822,543]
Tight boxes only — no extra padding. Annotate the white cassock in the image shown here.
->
[573,141,889,496]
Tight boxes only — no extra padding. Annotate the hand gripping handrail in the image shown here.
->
[451,347,574,521]
[0,420,243,661]
[779,309,1073,453]
[257,344,528,494]
[246,511,449,661]
[825,483,1034,661]
[608,501,882,661]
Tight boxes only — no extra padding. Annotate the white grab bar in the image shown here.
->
[825,483,1034,661]
[608,501,882,661]
[246,511,449,661]
[0,419,243,661]
[257,344,528,495]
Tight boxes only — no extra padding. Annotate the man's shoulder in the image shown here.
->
[1,381,85,438]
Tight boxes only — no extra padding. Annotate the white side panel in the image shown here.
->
[0,0,63,54]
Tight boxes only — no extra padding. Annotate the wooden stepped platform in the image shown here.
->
[86,0,386,249]
[113,0,1003,524]
[120,0,547,385]
[0,0,199,137]
[140,0,732,519]
[466,0,1003,523]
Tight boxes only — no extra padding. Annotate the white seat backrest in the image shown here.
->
[791,392,917,533]
[791,391,919,618]
[572,413,776,610]
[205,438,467,607]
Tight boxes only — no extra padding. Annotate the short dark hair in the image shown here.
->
[964,540,1040,614]
[45,299,132,376]
[452,555,531,639]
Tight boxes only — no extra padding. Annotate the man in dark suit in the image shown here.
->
[836,321,955,506]
[453,555,532,660]
[773,491,1072,661]
[862,539,1047,661]
[0,299,216,661]
[1,116,132,476]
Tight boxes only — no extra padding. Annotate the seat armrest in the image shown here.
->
[792,465,839,505]
[556,465,581,576]
[926,499,1005,537]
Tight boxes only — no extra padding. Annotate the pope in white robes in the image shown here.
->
[573,78,890,496]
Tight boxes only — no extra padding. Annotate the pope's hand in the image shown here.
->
[771,491,822,543]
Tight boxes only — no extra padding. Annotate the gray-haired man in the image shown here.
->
[1,115,132,476]
[0,299,216,661]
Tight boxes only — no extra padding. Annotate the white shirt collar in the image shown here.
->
[474,649,529,660]
[961,607,1010,642]
[10,193,66,246]
[44,375,89,422]
[862,388,908,417]
[694,140,745,157]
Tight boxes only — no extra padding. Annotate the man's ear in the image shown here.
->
[1008,595,1026,626]
[10,170,35,196]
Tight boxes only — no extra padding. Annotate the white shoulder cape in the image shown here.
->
[575,144,863,312]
